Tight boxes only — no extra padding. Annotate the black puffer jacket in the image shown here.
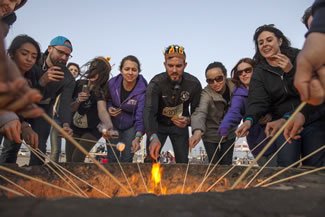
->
[143,72,202,137]
[245,48,301,125]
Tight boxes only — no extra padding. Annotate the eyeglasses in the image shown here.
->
[53,47,72,59]
[206,75,224,84]
[237,67,252,76]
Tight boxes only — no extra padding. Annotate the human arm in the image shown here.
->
[294,1,325,105]
[97,100,113,130]
[0,113,21,143]
[244,70,272,127]
[143,81,160,138]
[219,93,246,136]
[21,121,38,149]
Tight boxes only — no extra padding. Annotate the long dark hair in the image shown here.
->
[231,58,255,88]
[7,34,41,63]
[81,57,111,99]
[253,24,295,64]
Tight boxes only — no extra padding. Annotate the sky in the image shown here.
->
[6,0,315,155]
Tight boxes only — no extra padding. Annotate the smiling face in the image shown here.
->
[14,42,38,74]
[237,62,253,88]
[164,57,187,82]
[0,0,21,17]
[257,31,282,60]
[120,60,139,85]
[206,67,226,93]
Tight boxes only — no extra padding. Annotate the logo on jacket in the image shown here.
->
[127,99,137,105]
[180,91,190,102]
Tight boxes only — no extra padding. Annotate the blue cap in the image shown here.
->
[50,36,73,52]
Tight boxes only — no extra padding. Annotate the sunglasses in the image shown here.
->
[237,67,252,76]
[206,75,224,84]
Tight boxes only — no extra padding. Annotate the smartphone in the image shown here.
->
[82,85,89,94]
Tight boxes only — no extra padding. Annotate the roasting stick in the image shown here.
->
[231,101,307,189]
[136,163,148,193]
[35,153,111,198]
[72,137,123,149]
[202,136,224,180]
[262,166,325,187]
[0,185,24,197]
[106,139,135,196]
[41,113,131,195]
[181,148,192,194]
[0,165,81,197]
[195,139,236,192]
[244,137,291,188]
[0,174,36,197]
[206,165,236,192]
[25,143,86,198]
[195,136,225,192]
[31,147,88,198]
[250,136,271,153]
[255,144,325,187]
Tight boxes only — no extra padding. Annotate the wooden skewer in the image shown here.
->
[181,150,192,194]
[136,163,148,193]
[0,174,36,197]
[206,165,236,192]
[250,136,270,153]
[41,113,131,195]
[231,101,307,189]
[0,165,81,197]
[72,137,120,148]
[32,147,88,198]
[244,137,290,188]
[25,143,86,198]
[255,144,325,187]
[202,136,224,183]
[106,139,135,195]
[45,158,111,198]
[195,139,236,192]
[262,166,325,187]
[0,184,24,197]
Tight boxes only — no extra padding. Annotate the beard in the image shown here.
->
[49,53,67,67]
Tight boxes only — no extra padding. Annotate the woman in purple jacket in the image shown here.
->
[218,58,277,166]
[107,55,148,162]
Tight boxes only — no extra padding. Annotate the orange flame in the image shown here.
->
[151,163,162,187]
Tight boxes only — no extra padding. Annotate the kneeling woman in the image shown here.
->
[66,57,115,162]
[107,55,147,162]
[190,62,235,165]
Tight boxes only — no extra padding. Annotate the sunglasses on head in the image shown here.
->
[237,67,252,76]
[206,75,224,84]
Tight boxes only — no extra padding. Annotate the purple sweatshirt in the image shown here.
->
[107,74,147,133]
[219,86,275,156]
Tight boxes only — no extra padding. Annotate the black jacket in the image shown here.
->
[245,48,301,125]
[143,72,202,137]
[37,53,76,125]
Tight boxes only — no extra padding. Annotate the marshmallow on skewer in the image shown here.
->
[116,142,125,152]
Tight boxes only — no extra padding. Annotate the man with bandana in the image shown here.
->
[143,45,202,163]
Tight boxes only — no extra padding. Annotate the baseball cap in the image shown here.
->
[50,36,73,52]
